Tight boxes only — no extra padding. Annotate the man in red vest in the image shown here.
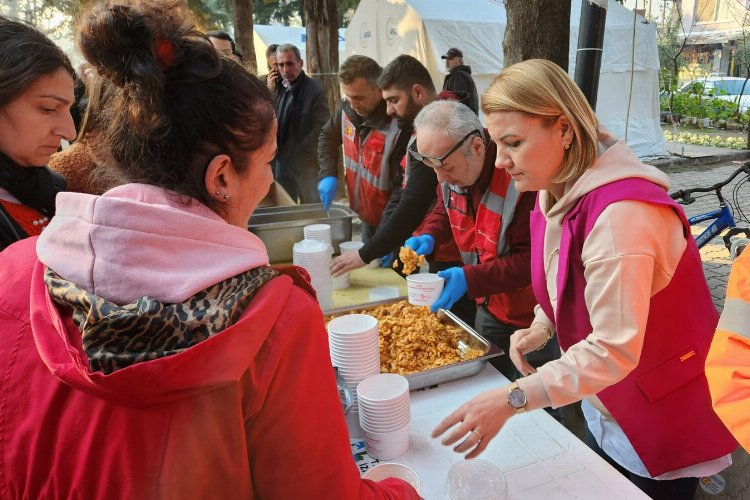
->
[405,100,543,377]
[318,55,408,242]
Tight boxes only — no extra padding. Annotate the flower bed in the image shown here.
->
[663,130,748,150]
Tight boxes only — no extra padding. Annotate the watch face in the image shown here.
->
[508,388,527,408]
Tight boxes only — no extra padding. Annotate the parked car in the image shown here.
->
[679,77,750,112]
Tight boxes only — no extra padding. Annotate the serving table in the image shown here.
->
[331,266,408,309]
[352,364,648,499]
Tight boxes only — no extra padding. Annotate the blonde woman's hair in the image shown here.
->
[481,59,599,183]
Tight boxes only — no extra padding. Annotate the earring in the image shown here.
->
[223,194,231,201]
[563,140,570,150]
[215,190,220,196]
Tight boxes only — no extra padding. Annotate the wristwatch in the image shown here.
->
[507,382,527,414]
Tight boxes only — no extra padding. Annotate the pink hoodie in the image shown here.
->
[36,183,269,305]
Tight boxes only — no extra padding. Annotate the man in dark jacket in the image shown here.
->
[274,44,329,203]
[317,55,408,243]
[441,48,479,115]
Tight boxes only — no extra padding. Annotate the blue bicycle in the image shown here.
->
[670,163,750,258]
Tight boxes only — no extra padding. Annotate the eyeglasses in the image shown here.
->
[410,129,481,169]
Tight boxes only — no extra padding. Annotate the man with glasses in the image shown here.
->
[405,100,543,378]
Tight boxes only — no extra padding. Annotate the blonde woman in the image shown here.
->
[432,59,735,499]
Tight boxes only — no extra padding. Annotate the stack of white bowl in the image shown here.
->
[327,314,381,437]
[293,239,333,310]
[357,373,411,460]
[303,224,348,290]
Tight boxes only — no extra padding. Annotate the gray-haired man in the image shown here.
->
[273,43,329,203]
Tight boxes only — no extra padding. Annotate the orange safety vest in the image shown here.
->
[342,112,401,227]
[441,167,535,327]
[706,247,750,452]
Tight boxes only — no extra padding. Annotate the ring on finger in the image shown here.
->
[469,429,482,443]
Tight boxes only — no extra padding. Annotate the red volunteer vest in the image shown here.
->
[530,178,736,476]
[442,165,535,327]
[342,112,400,227]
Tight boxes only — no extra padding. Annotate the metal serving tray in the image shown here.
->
[325,299,503,390]
[248,203,357,263]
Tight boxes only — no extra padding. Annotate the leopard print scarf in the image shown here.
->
[44,266,278,374]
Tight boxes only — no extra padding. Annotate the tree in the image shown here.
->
[231,0,257,73]
[657,4,693,101]
[253,0,302,25]
[502,0,571,68]
[303,0,339,113]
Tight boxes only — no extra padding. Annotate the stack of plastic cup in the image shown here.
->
[293,239,333,310]
[327,314,381,437]
[445,460,507,499]
[357,373,410,460]
[303,223,333,250]
[334,240,366,289]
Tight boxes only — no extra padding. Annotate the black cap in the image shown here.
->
[441,48,463,59]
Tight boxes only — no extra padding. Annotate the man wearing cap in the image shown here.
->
[441,48,479,115]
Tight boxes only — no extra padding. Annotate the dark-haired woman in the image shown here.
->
[0,1,418,498]
[0,16,76,251]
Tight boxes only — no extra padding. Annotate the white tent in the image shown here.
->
[344,0,667,158]
[254,25,346,66]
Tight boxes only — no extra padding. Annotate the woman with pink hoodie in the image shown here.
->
[0,1,418,498]
[432,59,736,499]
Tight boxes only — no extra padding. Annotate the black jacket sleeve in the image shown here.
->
[298,88,330,161]
[318,104,343,180]
[358,158,437,263]
[443,71,479,115]
[378,130,410,225]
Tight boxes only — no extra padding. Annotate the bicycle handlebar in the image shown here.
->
[670,162,750,203]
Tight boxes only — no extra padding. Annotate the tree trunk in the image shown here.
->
[231,0,257,74]
[303,0,340,114]
[502,0,571,69]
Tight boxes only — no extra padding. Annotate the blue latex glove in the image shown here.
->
[404,234,435,256]
[317,176,338,210]
[379,251,395,268]
[430,267,468,312]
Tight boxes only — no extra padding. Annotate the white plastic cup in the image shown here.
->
[406,273,445,307]
[362,422,410,460]
[332,273,349,290]
[445,459,507,500]
[339,240,365,254]
[363,463,421,493]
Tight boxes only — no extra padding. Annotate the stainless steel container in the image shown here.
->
[325,299,503,390]
[248,203,357,263]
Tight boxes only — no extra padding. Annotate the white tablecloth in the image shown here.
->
[352,364,648,499]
